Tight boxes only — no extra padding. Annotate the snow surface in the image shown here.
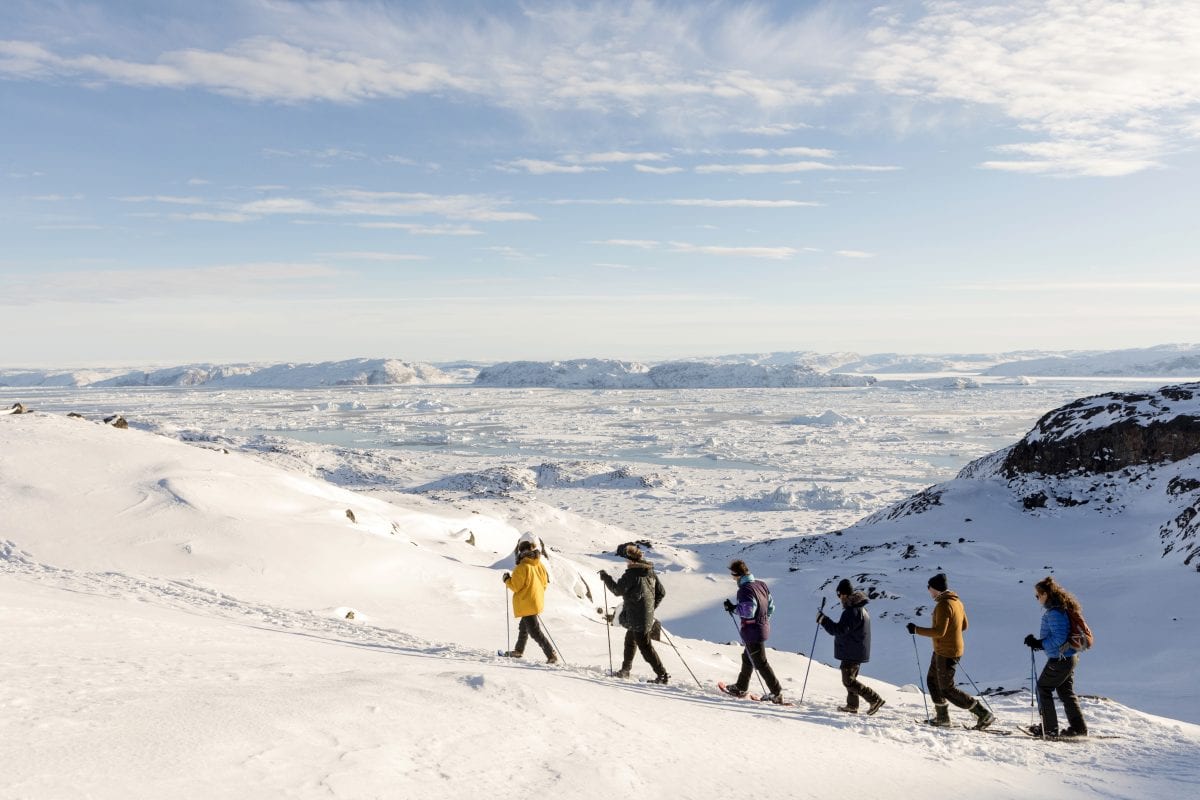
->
[4,378,1200,798]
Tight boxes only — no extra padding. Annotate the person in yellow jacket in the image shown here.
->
[502,540,558,663]
[907,572,993,729]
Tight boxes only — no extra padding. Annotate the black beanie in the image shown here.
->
[836,578,853,596]
[928,573,948,592]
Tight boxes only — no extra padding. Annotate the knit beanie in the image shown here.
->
[836,578,854,596]
[928,573,948,592]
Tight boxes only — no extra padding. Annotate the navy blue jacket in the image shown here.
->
[734,575,774,645]
[819,591,871,663]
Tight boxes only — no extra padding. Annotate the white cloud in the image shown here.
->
[593,239,660,249]
[240,190,536,222]
[738,146,836,158]
[171,212,255,223]
[668,241,797,259]
[634,164,685,174]
[554,197,818,208]
[0,262,341,304]
[117,195,207,205]
[696,161,899,174]
[501,159,606,175]
[575,151,669,163]
[834,250,875,259]
[352,222,483,236]
[860,1,1200,177]
[317,251,429,262]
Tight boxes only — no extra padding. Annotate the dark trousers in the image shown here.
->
[622,629,667,677]
[735,641,782,695]
[840,661,882,709]
[1038,656,1086,734]
[928,655,974,709]
[514,615,554,657]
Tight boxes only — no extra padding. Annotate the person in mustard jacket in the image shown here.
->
[907,572,993,729]
[502,540,558,663]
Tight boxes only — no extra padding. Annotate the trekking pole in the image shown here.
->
[661,628,702,688]
[1031,649,1045,739]
[538,615,564,663]
[912,633,929,721]
[505,584,511,654]
[799,597,827,705]
[958,661,994,715]
[602,583,614,676]
[727,611,767,694]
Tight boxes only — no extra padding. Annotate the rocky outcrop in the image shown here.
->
[1002,383,1200,477]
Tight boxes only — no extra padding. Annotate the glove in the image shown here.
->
[1024,634,1043,650]
[816,612,825,624]
[599,569,610,581]
[502,572,511,583]
[723,599,736,614]
[906,622,917,635]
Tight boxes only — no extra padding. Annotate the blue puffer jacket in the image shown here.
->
[734,574,774,645]
[1039,605,1075,658]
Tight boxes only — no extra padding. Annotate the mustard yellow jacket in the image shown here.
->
[507,555,549,618]
[915,590,967,657]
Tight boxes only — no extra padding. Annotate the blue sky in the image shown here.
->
[2,0,1198,366]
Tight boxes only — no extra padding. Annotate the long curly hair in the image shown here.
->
[1035,576,1081,613]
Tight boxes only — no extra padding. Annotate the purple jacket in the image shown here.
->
[735,575,774,644]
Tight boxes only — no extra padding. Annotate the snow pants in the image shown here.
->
[840,661,882,710]
[735,641,782,696]
[514,615,554,658]
[1037,656,1087,734]
[927,655,975,709]
[622,629,667,678]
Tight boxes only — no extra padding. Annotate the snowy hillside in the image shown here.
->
[3,403,1200,797]
[474,358,875,388]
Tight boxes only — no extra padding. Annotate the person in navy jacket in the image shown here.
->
[817,578,885,715]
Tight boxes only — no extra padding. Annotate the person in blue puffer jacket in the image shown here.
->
[1024,576,1088,738]
[722,559,786,704]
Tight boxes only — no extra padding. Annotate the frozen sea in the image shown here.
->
[3,376,1181,544]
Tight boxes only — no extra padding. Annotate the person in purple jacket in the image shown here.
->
[1024,576,1088,738]
[722,559,786,703]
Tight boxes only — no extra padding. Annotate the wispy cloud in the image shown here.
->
[593,239,660,249]
[0,262,342,304]
[860,1,1200,177]
[118,194,207,205]
[834,250,875,259]
[667,241,797,259]
[553,197,819,208]
[352,222,484,236]
[577,151,669,163]
[317,251,429,262]
[696,160,899,175]
[738,146,836,158]
[500,159,606,175]
[633,164,684,174]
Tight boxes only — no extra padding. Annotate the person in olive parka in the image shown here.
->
[599,544,669,684]
[817,578,886,715]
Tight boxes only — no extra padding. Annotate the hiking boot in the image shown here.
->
[1027,724,1051,737]
[501,650,523,658]
[546,653,559,665]
[761,692,786,705]
[614,668,631,679]
[1060,727,1088,738]
[725,685,748,698]
[970,701,995,730]
[650,673,670,685]
[928,703,952,727]
[867,697,886,716]
[837,705,859,714]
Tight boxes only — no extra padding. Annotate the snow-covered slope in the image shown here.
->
[3,408,1199,798]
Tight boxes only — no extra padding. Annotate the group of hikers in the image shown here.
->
[500,536,1090,739]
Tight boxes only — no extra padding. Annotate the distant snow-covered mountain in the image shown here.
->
[0,358,455,388]
[473,359,875,388]
[982,344,1200,377]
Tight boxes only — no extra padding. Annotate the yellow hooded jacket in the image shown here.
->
[507,554,549,618]
[914,590,968,657]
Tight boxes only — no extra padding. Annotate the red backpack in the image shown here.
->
[1063,607,1094,653]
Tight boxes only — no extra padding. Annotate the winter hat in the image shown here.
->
[729,559,750,577]
[928,573,948,592]
[623,544,643,562]
[836,578,854,596]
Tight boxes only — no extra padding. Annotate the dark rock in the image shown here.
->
[103,414,128,429]
[345,509,357,523]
